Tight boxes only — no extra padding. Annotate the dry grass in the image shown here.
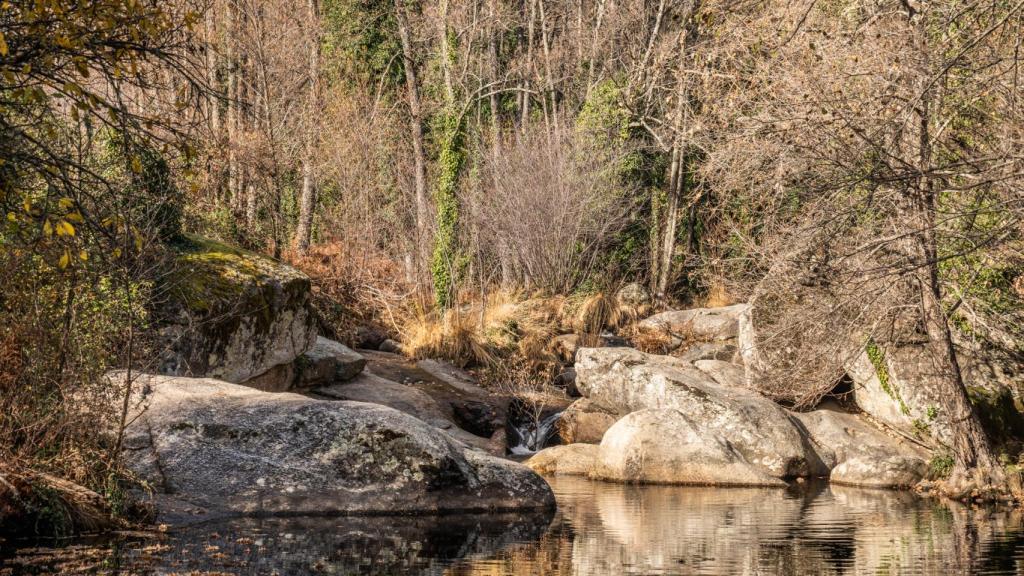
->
[701,281,734,308]
[402,308,497,368]
[289,240,418,346]
[568,291,646,346]
[400,291,568,372]
[629,329,677,355]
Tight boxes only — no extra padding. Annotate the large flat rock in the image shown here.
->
[120,373,553,523]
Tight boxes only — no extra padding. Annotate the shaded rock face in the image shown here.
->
[296,337,366,388]
[354,325,388,350]
[847,343,1024,451]
[157,236,317,385]
[575,347,811,478]
[121,374,553,522]
[235,336,366,393]
[793,404,928,488]
[592,409,786,486]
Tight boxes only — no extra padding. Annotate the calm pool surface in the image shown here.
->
[4,476,1024,575]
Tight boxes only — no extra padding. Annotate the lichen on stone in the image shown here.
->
[157,234,316,382]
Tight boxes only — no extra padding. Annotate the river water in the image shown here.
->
[4,476,1024,575]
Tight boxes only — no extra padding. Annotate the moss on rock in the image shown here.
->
[158,235,316,383]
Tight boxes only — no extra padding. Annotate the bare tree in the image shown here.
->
[294,0,323,254]
[702,0,1024,496]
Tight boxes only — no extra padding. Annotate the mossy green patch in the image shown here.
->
[865,339,910,416]
[169,234,305,313]
[162,234,311,373]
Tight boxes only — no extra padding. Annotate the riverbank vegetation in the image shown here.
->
[2,0,1024,536]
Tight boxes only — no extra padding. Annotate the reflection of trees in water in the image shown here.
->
[450,478,1024,576]
[8,481,1022,575]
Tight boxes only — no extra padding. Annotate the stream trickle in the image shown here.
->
[507,410,562,455]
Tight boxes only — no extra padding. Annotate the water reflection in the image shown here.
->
[4,477,1024,575]
[450,477,1024,576]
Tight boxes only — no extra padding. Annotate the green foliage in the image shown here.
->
[576,80,631,142]
[97,130,183,242]
[865,339,910,416]
[928,453,955,480]
[430,110,465,310]
[575,80,667,285]
[321,0,402,86]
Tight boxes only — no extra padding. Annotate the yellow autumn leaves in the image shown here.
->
[6,195,90,269]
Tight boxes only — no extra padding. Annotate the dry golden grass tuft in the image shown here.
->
[402,308,496,368]
[571,292,639,346]
[399,291,571,373]
[702,282,733,308]
[629,328,677,355]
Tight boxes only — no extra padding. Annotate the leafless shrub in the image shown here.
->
[466,128,637,294]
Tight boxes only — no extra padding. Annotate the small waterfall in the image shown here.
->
[508,410,563,456]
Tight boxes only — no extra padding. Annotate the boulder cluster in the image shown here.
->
[125,238,553,524]
[530,303,942,489]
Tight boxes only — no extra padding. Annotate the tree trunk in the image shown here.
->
[487,0,501,157]
[905,4,1001,492]
[294,0,321,254]
[394,0,430,264]
[226,0,239,209]
[656,144,682,299]
[205,6,221,137]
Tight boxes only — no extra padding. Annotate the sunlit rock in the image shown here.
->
[525,444,599,476]
[557,398,617,444]
[636,304,748,344]
[794,404,928,488]
[592,409,787,487]
[576,347,812,478]
[119,374,553,523]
